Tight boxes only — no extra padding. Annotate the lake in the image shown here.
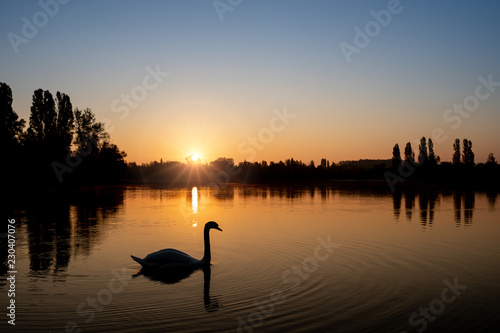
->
[2,184,500,332]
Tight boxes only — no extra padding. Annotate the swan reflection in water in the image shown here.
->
[133,265,220,312]
[131,221,223,312]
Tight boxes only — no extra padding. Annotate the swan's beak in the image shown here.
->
[215,226,223,232]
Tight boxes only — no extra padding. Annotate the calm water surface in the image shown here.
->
[2,185,500,332]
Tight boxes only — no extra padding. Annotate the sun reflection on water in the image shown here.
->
[192,186,198,227]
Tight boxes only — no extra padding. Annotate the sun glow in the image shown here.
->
[192,186,198,214]
[191,186,198,227]
[185,153,202,164]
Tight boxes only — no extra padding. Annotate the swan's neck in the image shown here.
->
[201,227,211,264]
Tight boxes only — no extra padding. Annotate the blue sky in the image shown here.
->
[1,0,499,163]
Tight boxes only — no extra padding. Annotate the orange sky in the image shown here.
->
[2,1,500,165]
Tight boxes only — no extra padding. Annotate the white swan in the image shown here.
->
[131,221,222,269]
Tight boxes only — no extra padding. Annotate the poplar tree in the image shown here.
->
[391,143,401,170]
[418,137,428,165]
[404,142,415,165]
[462,139,474,168]
[428,138,438,166]
[452,139,461,166]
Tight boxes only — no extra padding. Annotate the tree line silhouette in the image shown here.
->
[125,157,392,185]
[2,82,498,189]
[387,137,499,189]
[129,138,499,189]
[1,82,126,187]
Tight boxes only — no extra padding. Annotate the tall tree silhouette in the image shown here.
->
[55,92,74,150]
[404,142,415,165]
[428,138,438,166]
[391,143,401,170]
[1,82,25,183]
[23,89,79,183]
[25,89,57,143]
[462,139,474,168]
[73,107,108,156]
[0,82,25,148]
[24,89,74,152]
[417,137,428,165]
[22,89,61,183]
[1,84,127,186]
[452,138,461,166]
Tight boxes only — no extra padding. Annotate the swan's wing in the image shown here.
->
[143,248,197,264]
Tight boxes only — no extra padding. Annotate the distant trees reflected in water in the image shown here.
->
[227,185,496,230]
[19,187,124,276]
[392,190,493,228]
[452,191,475,226]
[393,190,437,227]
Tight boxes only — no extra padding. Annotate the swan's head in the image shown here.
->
[206,221,222,232]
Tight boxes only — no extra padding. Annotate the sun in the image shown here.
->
[185,152,202,164]
[186,153,201,164]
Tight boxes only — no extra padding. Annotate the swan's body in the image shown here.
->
[131,221,222,270]
[131,249,200,269]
